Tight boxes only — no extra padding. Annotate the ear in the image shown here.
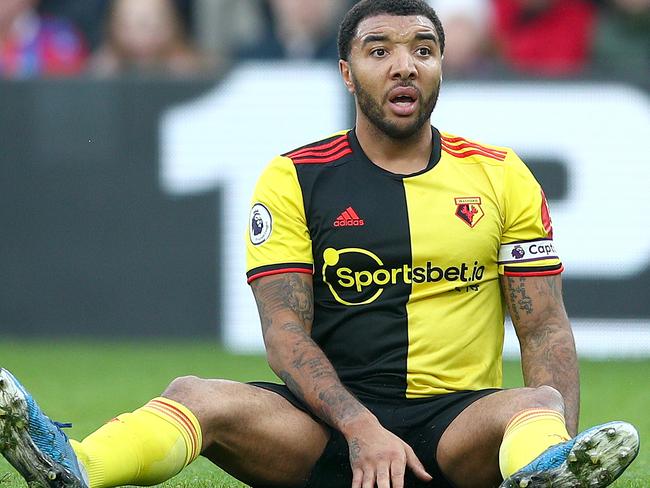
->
[339,60,355,94]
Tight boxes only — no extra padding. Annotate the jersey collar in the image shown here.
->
[347,126,442,179]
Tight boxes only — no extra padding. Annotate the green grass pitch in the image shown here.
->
[0,340,648,487]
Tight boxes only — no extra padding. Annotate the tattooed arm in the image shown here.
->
[251,272,431,488]
[251,272,366,428]
[500,274,580,435]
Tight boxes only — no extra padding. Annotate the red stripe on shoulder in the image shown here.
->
[442,139,507,157]
[290,139,349,160]
[286,134,348,159]
[293,147,352,164]
[441,135,507,153]
[441,135,507,161]
[283,134,352,165]
[442,146,507,161]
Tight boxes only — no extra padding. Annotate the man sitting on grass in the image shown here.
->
[0,1,640,487]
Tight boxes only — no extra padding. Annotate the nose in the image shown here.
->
[390,47,417,80]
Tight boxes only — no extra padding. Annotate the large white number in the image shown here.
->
[160,63,347,350]
[161,64,650,352]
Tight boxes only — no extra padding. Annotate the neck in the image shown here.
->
[355,115,433,175]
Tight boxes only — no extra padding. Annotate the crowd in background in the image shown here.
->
[0,0,647,80]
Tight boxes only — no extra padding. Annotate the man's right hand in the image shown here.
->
[252,273,430,487]
[344,416,432,488]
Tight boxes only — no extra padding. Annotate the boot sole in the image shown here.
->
[0,369,85,488]
[501,421,639,488]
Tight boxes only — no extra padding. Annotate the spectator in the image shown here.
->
[39,0,107,50]
[236,0,347,61]
[492,0,598,77]
[429,0,497,78]
[0,0,88,78]
[193,0,265,63]
[90,0,215,78]
[591,0,650,77]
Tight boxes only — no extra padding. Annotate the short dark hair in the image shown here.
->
[338,0,445,61]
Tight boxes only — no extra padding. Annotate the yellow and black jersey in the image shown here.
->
[246,127,562,399]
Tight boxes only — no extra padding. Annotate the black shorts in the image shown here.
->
[250,382,499,488]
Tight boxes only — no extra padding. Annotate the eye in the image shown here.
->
[416,47,432,56]
[371,48,387,58]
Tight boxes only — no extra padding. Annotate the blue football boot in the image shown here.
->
[500,421,639,487]
[0,368,88,487]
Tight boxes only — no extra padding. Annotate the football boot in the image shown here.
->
[0,368,88,487]
[500,421,639,488]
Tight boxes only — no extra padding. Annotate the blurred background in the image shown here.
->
[0,0,649,358]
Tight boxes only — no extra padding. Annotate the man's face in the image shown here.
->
[111,0,177,61]
[341,14,442,140]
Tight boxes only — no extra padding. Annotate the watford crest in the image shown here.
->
[454,197,484,228]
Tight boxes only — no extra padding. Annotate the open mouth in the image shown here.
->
[391,94,416,105]
[388,87,419,116]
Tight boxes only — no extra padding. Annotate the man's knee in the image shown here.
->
[161,377,246,437]
[161,376,235,417]
[163,375,207,399]
[520,385,565,413]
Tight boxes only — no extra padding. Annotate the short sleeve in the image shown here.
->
[498,152,563,277]
[246,156,313,283]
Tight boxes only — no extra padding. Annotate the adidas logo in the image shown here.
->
[334,207,365,227]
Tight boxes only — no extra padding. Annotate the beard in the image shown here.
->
[352,73,440,140]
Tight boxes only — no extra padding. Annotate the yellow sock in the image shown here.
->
[71,397,202,488]
[499,408,571,478]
